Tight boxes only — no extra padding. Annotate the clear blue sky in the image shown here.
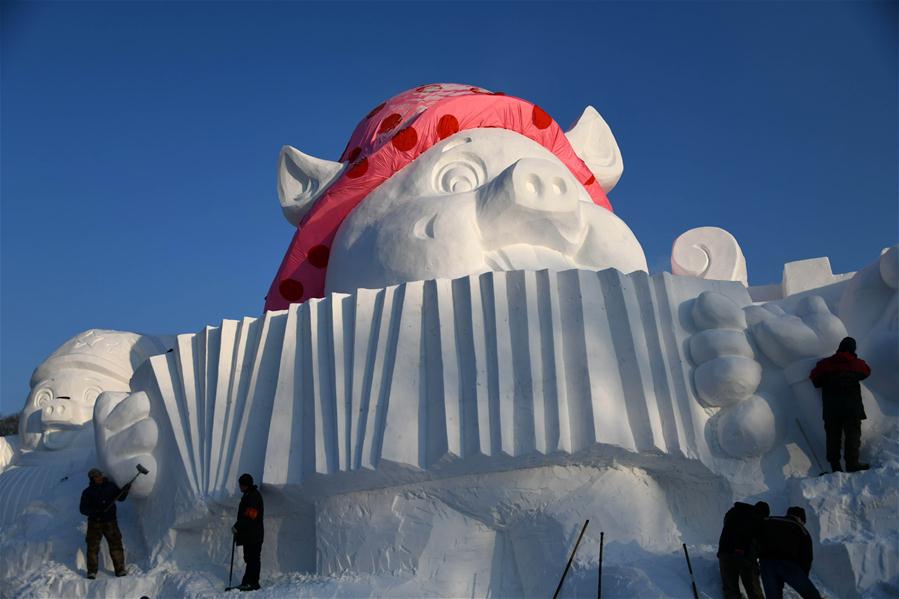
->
[1,1,896,416]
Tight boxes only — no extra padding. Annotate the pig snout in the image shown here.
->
[41,399,84,426]
[476,158,586,252]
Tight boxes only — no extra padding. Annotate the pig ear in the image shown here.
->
[565,106,624,193]
[278,145,344,226]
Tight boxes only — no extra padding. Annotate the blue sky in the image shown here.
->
[1,1,896,415]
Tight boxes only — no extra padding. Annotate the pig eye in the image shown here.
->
[434,155,487,194]
[34,389,52,408]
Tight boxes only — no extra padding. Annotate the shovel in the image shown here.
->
[102,464,149,511]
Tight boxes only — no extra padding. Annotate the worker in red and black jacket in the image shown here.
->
[809,337,871,472]
[232,473,264,591]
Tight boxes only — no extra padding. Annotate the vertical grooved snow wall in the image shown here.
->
[130,269,749,497]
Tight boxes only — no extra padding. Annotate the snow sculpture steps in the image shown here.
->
[132,269,750,498]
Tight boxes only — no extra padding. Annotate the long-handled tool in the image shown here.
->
[552,519,589,599]
[597,531,604,599]
[796,418,827,475]
[102,464,149,511]
[682,543,700,599]
[224,534,237,591]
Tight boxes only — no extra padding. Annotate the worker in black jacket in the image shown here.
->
[232,473,264,591]
[79,468,131,579]
[759,506,822,599]
[717,500,769,599]
[809,336,872,472]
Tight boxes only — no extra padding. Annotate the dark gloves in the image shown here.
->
[122,482,132,492]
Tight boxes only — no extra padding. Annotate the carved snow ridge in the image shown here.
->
[133,269,751,497]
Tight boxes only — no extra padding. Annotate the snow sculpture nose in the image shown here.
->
[477,158,585,252]
[41,399,82,426]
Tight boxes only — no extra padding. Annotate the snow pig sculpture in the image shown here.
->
[32,84,896,597]
[265,83,646,306]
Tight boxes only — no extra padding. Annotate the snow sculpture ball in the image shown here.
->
[716,395,776,458]
[19,330,160,451]
[266,83,647,309]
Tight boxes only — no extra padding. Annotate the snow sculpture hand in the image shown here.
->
[839,245,899,401]
[688,291,774,457]
[747,295,847,370]
[94,391,158,497]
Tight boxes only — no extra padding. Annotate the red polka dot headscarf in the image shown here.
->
[265,83,613,311]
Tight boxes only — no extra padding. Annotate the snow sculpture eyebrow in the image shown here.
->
[440,136,473,153]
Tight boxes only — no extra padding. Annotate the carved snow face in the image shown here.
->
[324,129,647,293]
[20,369,127,450]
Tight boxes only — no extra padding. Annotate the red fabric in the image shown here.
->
[810,352,871,387]
[244,507,259,520]
[265,83,612,310]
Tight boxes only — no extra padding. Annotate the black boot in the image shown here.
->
[830,461,842,473]
[846,462,870,472]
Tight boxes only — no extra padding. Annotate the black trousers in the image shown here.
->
[824,418,861,465]
[85,520,126,575]
[241,542,262,586]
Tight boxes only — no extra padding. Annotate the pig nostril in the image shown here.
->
[525,174,543,196]
[47,406,54,415]
[552,178,567,195]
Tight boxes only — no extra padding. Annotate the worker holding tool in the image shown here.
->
[79,467,132,579]
[231,473,264,592]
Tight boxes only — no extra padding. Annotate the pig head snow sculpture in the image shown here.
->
[266,83,646,307]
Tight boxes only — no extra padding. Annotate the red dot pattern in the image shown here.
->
[436,114,460,139]
[279,279,304,302]
[307,244,330,268]
[532,105,552,129]
[378,113,403,134]
[585,174,596,186]
[391,127,418,151]
[346,157,369,179]
[347,147,362,162]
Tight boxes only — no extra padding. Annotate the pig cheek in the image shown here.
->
[378,200,484,281]
[20,406,43,448]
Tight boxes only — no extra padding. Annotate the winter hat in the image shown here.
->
[238,473,254,487]
[265,83,613,310]
[787,506,807,523]
[31,329,169,387]
[754,501,770,517]
[88,468,103,479]
[838,337,857,354]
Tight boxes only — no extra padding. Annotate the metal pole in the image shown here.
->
[796,418,826,475]
[552,519,590,599]
[227,535,236,590]
[597,531,604,599]
[682,543,700,599]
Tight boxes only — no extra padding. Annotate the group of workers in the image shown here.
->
[717,501,820,599]
[717,336,873,599]
[78,338,871,594]
[78,470,265,592]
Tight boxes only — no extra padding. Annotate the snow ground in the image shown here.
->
[3,431,897,599]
